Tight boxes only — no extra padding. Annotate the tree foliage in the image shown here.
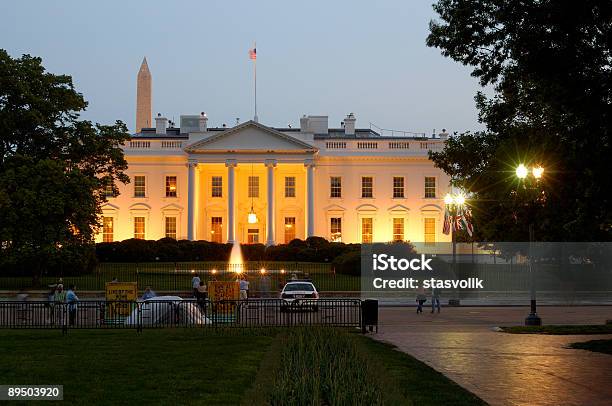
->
[0,50,130,280]
[427,1,612,241]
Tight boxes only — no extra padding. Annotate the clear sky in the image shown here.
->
[2,0,485,134]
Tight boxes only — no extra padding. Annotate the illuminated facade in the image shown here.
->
[97,113,452,245]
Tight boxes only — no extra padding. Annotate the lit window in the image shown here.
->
[393,218,404,242]
[425,177,436,198]
[285,176,296,198]
[102,217,114,242]
[211,176,222,197]
[248,176,259,198]
[104,179,115,198]
[165,216,177,239]
[134,176,146,197]
[330,217,342,242]
[361,177,373,198]
[393,177,405,198]
[165,176,177,197]
[211,217,223,243]
[361,218,373,243]
[330,177,342,198]
[247,228,259,244]
[284,217,296,243]
[134,217,145,239]
[424,218,436,245]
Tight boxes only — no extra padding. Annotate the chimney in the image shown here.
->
[300,115,309,132]
[155,113,168,134]
[199,112,208,132]
[344,113,356,135]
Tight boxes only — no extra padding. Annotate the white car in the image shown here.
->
[280,281,319,312]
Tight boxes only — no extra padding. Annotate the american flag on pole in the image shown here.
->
[453,206,464,232]
[249,47,257,60]
[443,206,451,235]
[462,206,474,237]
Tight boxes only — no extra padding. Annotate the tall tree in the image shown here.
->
[0,50,130,282]
[427,1,612,241]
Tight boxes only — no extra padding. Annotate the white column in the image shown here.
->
[226,159,237,244]
[265,159,277,246]
[187,161,196,240]
[305,159,315,238]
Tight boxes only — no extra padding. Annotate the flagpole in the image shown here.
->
[253,41,258,123]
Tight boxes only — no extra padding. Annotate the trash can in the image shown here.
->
[361,299,378,333]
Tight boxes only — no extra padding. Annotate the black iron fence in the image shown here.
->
[0,262,362,293]
[0,298,364,332]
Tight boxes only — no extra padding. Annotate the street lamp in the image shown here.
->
[515,164,544,326]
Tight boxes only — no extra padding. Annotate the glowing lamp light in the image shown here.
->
[211,269,217,274]
[190,269,195,274]
[532,166,544,179]
[280,269,285,274]
[247,210,258,224]
[444,193,454,205]
[260,268,266,275]
[516,164,528,179]
[455,194,466,205]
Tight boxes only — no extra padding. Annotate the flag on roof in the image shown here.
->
[249,48,256,60]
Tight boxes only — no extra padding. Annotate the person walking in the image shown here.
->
[416,286,426,314]
[195,281,207,310]
[141,286,156,301]
[66,285,79,326]
[239,275,249,300]
[191,273,201,298]
[431,287,441,313]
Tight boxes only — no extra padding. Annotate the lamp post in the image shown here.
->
[515,164,544,326]
[444,192,465,306]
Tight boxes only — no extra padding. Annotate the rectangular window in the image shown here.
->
[285,176,296,198]
[104,179,115,198]
[393,218,405,242]
[330,177,342,198]
[211,217,223,243]
[424,218,436,245]
[330,217,342,242]
[134,176,146,197]
[165,176,177,197]
[247,228,259,244]
[361,218,373,243]
[211,176,222,197]
[284,217,296,243]
[102,217,114,242]
[134,217,145,239]
[361,176,373,198]
[425,177,436,198]
[248,176,259,198]
[165,216,177,239]
[393,176,405,198]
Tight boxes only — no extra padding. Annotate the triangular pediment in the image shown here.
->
[185,121,317,153]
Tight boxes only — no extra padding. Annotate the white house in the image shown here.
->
[97,112,452,245]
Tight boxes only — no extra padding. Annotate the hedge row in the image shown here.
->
[95,237,361,265]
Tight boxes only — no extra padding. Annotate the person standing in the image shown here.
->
[239,276,249,300]
[431,287,441,313]
[415,286,426,314]
[66,285,79,326]
[191,273,201,298]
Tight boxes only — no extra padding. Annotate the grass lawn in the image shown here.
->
[0,328,484,405]
[0,329,273,405]
[569,339,612,355]
[500,324,612,335]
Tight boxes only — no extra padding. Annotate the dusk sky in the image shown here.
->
[2,0,486,134]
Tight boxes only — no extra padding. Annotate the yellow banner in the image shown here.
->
[105,282,138,318]
[208,281,240,315]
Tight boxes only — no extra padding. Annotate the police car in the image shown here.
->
[279,281,319,312]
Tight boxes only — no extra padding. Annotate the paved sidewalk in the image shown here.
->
[376,306,612,406]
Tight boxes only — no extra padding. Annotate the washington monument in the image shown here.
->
[136,57,152,133]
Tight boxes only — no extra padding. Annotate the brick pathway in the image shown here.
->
[376,306,612,406]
